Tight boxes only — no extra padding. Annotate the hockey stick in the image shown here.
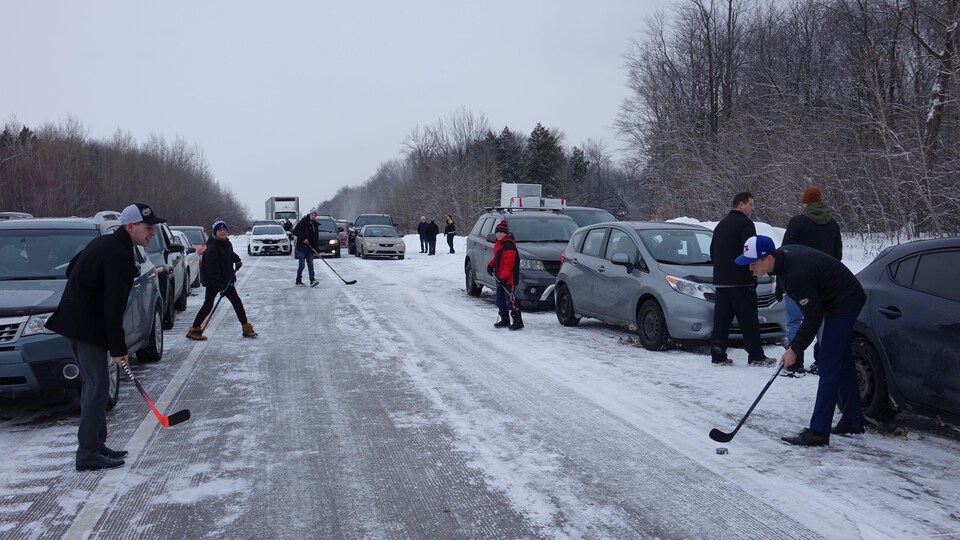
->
[200,276,235,333]
[709,364,783,443]
[318,255,357,285]
[120,361,191,428]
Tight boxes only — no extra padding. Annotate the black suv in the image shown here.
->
[315,215,342,258]
[348,214,396,254]
[0,216,164,408]
[464,208,579,306]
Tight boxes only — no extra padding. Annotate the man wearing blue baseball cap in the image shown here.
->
[737,235,866,447]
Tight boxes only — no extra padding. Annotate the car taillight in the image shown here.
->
[560,248,566,265]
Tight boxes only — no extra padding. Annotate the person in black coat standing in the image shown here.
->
[425,219,440,255]
[779,186,843,374]
[46,203,165,471]
[737,235,866,447]
[416,216,429,253]
[443,215,456,254]
[709,192,773,366]
[186,219,256,340]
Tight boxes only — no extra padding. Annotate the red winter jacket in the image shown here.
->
[488,233,520,286]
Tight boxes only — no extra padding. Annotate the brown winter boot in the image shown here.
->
[242,322,258,338]
[186,327,207,341]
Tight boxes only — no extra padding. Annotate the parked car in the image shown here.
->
[248,223,292,256]
[354,225,406,260]
[852,237,960,425]
[171,230,199,289]
[348,214,395,254]
[145,222,188,329]
[0,216,164,407]
[170,225,208,287]
[553,221,786,351]
[465,209,580,305]
[314,215,341,258]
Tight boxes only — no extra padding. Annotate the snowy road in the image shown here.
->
[2,235,959,539]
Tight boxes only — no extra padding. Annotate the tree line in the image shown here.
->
[0,118,246,228]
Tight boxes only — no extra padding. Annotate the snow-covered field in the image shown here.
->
[1,227,958,539]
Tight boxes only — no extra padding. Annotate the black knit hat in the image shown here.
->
[495,220,509,233]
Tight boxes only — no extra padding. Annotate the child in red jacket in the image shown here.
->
[486,220,523,330]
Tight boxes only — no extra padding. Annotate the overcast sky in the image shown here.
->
[6,1,672,217]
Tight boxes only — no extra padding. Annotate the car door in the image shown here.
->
[123,246,151,346]
[472,217,497,289]
[596,227,644,323]
[870,249,960,414]
[568,226,608,315]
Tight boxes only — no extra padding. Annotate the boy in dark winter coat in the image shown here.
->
[487,220,523,330]
[778,186,842,374]
[444,215,456,253]
[186,220,257,340]
[737,235,865,447]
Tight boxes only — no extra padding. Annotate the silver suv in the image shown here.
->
[554,221,786,350]
[464,209,579,305]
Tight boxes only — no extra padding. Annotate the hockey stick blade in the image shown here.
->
[343,279,357,285]
[163,409,192,427]
[121,362,192,428]
[708,364,782,443]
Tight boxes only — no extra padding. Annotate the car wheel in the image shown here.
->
[174,278,188,311]
[852,336,896,421]
[398,255,404,260]
[335,248,341,259]
[360,247,368,259]
[106,354,120,410]
[465,262,482,296]
[556,284,580,327]
[162,292,175,330]
[138,306,164,363]
[348,244,355,255]
[248,246,253,256]
[191,272,200,288]
[637,300,669,351]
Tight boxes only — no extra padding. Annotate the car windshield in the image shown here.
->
[508,217,579,243]
[175,228,205,244]
[563,209,616,227]
[0,229,99,279]
[363,226,399,238]
[355,215,392,227]
[253,225,285,235]
[638,229,713,265]
[316,219,336,233]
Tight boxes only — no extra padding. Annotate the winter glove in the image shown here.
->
[487,265,494,276]
[235,261,243,272]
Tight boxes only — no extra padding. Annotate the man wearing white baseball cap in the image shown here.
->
[737,235,866,447]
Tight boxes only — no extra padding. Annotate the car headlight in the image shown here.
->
[328,239,338,245]
[519,259,545,271]
[665,275,714,301]
[23,313,56,336]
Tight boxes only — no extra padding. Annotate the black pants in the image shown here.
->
[70,339,110,464]
[428,238,437,255]
[419,236,428,252]
[446,233,455,253]
[711,286,764,362]
[191,284,247,327]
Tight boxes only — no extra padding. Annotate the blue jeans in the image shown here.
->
[786,295,823,349]
[495,281,519,311]
[809,310,862,434]
[296,249,315,282]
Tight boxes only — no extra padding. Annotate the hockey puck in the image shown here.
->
[716,447,728,455]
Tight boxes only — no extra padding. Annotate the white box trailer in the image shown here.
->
[500,183,566,208]
[265,196,300,221]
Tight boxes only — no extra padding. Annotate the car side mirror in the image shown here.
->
[186,247,197,254]
[170,243,185,253]
[485,233,496,243]
[337,227,344,232]
[611,253,634,273]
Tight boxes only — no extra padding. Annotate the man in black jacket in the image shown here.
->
[46,203,165,471]
[426,219,440,256]
[779,186,843,374]
[737,235,866,447]
[292,209,321,287]
[709,192,773,366]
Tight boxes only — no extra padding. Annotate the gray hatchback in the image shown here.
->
[554,221,786,350]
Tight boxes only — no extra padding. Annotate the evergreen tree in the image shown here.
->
[494,127,526,184]
[526,123,565,197]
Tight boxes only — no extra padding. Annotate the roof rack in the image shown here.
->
[482,206,563,214]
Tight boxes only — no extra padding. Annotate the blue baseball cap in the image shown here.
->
[735,235,776,265]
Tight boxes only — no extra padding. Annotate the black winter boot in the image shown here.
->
[494,310,510,328]
[508,310,524,331]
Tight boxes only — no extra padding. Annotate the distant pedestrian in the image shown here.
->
[293,209,321,287]
[426,219,440,255]
[282,218,293,232]
[709,192,774,366]
[186,219,256,340]
[487,220,523,330]
[737,235,866,446]
[444,215,456,254]
[417,216,428,253]
[46,202,166,471]
[778,186,842,375]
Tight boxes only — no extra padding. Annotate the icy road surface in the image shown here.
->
[1,235,958,539]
